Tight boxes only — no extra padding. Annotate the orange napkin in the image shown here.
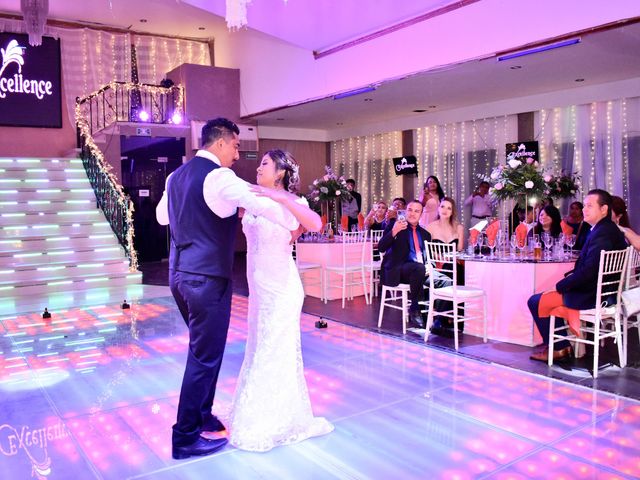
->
[515,223,528,248]
[357,213,365,230]
[341,215,349,232]
[486,220,500,246]
[469,229,479,245]
[560,220,573,237]
[321,214,327,231]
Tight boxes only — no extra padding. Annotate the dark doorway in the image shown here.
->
[121,136,185,262]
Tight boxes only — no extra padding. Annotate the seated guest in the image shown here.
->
[385,197,407,223]
[611,195,631,228]
[427,197,465,334]
[528,189,627,362]
[533,205,562,238]
[564,201,589,250]
[364,200,388,231]
[464,181,493,225]
[427,197,464,251]
[378,200,431,328]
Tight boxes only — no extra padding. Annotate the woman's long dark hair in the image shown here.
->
[423,175,445,202]
[265,149,300,194]
[534,205,562,237]
[611,196,631,228]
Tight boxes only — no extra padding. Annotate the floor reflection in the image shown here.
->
[1,293,638,479]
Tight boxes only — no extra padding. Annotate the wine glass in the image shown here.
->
[541,232,552,258]
[510,233,518,258]
[565,234,576,257]
[485,234,496,257]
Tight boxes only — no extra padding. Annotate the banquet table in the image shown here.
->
[462,253,576,346]
[295,237,372,300]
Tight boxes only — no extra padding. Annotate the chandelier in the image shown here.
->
[225,0,287,30]
[20,0,49,46]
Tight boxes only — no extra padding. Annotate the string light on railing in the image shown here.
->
[589,102,597,190]
[622,98,629,204]
[606,100,613,193]
[539,108,547,166]
[571,105,578,189]
[553,107,561,172]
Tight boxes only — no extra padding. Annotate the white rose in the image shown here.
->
[313,179,318,185]
[508,159,521,169]
[544,175,552,182]
[336,190,341,195]
[490,171,500,180]
[314,197,320,202]
[495,182,503,190]
[525,180,534,189]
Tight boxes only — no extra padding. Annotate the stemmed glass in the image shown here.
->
[541,232,553,259]
[510,233,518,258]
[485,234,497,257]
[565,234,576,257]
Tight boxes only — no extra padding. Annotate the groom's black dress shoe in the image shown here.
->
[202,416,226,432]
[172,437,228,460]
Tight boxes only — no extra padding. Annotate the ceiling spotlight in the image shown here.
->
[276,118,285,121]
[575,78,585,82]
[198,27,206,30]
[138,110,150,122]
[336,122,344,126]
[510,65,522,70]
[140,19,148,23]
[413,109,427,113]
[428,105,437,109]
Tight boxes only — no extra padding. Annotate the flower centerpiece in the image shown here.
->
[307,166,352,230]
[486,156,547,202]
[544,171,581,199]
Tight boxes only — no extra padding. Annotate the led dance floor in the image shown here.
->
[1,292,639,479]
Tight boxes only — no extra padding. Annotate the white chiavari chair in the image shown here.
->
[622,246,640,363]
[323,230,370,308]
[548,248,629,378]
[293,240,324,301]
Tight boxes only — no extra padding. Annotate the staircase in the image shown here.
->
[0,157,142,299]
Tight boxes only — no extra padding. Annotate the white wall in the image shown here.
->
[212,0,640,118]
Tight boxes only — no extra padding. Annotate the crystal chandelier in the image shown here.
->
[20,0,49,46]
[225,0,251,30]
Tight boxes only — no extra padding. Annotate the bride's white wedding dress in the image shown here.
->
[228,199,334,452]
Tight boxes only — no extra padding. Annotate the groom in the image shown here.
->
[156,117,297,459]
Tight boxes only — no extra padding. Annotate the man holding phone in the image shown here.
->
[378,200,431,328]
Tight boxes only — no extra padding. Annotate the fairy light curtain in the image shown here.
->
[330,132,403,214]
[133,35,210,85]
[414,116,518,228]
[1,17,210,125]
[534,97,639,206]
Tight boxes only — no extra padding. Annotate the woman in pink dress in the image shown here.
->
[419,175,445,228]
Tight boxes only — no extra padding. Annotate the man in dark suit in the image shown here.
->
[156,118,297,459]
[528,189,627,362]
[378,199,431,328]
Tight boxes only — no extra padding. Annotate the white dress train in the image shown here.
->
[228,199,334,452]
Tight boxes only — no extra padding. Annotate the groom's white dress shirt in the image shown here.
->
[156,149,296,229]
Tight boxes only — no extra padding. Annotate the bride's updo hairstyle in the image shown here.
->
[266,149,300,194]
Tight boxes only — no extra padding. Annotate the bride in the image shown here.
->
[228,149,334,452]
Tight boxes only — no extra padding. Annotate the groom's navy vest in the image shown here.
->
[167,156,239,278]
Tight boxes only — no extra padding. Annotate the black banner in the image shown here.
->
[392,155,418,176]
[0,33,62,128]
[505,141,539,164]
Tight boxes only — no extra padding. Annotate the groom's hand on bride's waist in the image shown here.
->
[290,225,305,244]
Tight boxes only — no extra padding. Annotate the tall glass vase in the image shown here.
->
[321,199,340,233]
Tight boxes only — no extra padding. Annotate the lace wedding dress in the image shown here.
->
[228,200,334,452]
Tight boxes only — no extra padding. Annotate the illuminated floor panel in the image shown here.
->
[0,294,638,479]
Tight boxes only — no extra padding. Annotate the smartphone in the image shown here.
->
[397,210,407,222]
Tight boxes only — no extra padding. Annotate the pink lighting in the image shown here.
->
[138,110,149,122]
[171,112,182,124]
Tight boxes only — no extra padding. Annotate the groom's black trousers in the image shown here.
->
[170,269,232,447]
